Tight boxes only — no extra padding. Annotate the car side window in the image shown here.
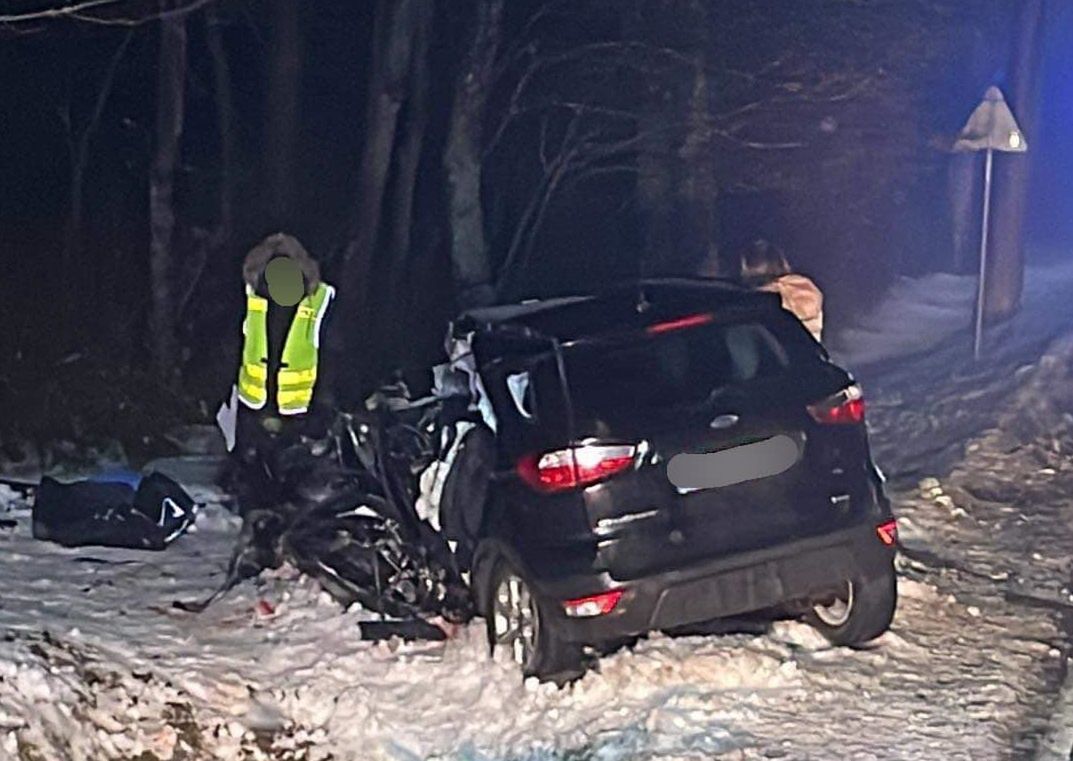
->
[484,359,547,429]
[506,371,534,420]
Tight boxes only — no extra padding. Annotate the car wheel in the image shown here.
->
[485,559,584,684]
[805,561,897,646]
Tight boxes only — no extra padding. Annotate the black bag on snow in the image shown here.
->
[32,471,197,550]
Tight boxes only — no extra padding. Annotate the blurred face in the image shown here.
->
[265,257,304,306]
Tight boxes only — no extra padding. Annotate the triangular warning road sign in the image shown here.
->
[954,86,1028,153]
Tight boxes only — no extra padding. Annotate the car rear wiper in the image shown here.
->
[662,384,732,418]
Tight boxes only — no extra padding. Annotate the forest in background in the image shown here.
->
[0,0,1060,460]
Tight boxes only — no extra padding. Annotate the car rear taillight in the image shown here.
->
[517,444,637,493]
[563,589,624,618]
[808,384,865,425]
[876,519,898,546]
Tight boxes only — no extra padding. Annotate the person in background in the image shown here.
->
[229,232,339,515]
[739,239,824,342]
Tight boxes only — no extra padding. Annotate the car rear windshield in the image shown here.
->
[560,318,816,417]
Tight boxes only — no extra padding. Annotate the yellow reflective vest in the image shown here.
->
[237,282,335,415]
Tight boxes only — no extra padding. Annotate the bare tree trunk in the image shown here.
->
[340,0,424,371]
[947,21,994,275]
[985,0,1045,320]
[149,13,187,382]
[444,0,504,309]
[265,0,302,226]
[207,6,235,248]
[386,0,433,308]
[61,30,132,325]
[948,152,978,273]
[629,0,697,277]
[678,40,716,275]
[64,161,86,282]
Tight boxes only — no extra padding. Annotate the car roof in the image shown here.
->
[460,295,595,325]
[456,278,783,349]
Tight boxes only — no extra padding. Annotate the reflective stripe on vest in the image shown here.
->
[236,282,335,414]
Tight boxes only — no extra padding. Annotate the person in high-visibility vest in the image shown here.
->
[230,233,339,515]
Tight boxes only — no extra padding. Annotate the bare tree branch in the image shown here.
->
[1,0,122,23]
[709,128,805,150]
[492,0,572,79]
[0,0,213,27]
[484,40,695,160]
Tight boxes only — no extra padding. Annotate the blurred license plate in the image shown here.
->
[667,434,799,493]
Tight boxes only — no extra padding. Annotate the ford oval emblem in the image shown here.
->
[709,413,740,430]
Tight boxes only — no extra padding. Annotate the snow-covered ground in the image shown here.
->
[829,257,1073,372]
[4,260,1073,760]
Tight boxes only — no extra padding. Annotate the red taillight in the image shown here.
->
[517,444,637,493]
[876,519,898,546]
[647,312,714,335]
[808,384,865,425]
[563,589,624,618]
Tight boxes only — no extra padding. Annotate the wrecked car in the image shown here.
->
[431,278,898,682]
[185,403,474,640]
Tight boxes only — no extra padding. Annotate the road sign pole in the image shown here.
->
[973,147,994,361]
[955,86,1026,362]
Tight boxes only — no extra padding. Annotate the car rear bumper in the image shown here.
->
[534,524,895,644]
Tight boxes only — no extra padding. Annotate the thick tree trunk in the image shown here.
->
[947,20,996,275]
[444,0,504,309]
[948,152,978,274]
[340,0,424,375]
[149,14,187,382]
[265,0,302,226]
[207,7,235,248]
[678,43,716,275]
[386,1,433,311]
[629,0,711,277]
[630,0,674,277]
[984,0,1045,320]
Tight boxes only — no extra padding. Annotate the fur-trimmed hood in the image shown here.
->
[242,233,321,294]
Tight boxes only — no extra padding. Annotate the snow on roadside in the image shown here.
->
[829,258,1073,371]
[2,526,1054,761]
[0,488,804,761]
[829,270,977,368]
[879,331,1073,596]
[0,485,23,512]
[4,328,1073,760]
[868,330,1073,759]
[5,264,1073,758]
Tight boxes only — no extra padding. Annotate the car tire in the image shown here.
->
[805,561,897,646]
[484,558,585,685]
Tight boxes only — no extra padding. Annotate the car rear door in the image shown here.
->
[561,315,869,578]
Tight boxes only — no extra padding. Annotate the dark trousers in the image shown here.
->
[231,409,303,516]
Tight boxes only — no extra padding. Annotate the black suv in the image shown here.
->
[446,279,896,681]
